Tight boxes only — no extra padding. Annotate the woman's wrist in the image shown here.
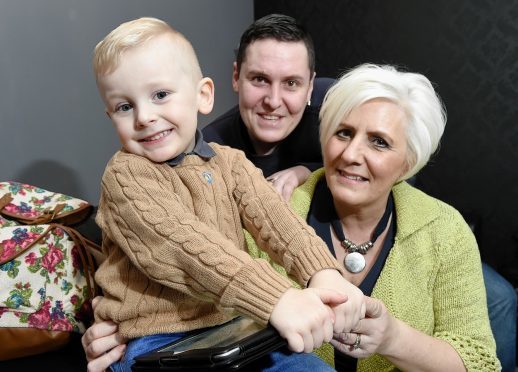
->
[376,313,401,357]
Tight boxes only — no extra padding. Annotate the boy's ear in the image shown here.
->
[197,77,215,115]
[231,62,239,93]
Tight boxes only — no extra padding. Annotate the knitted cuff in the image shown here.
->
[287,235,343,286]
[220,259,294,325]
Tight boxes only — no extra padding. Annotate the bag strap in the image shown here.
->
[0,224,57,264]
[50,223,99,299]
[0,223,99,300]
[9,204,67,225]
[30,204,66,225]
[0,193,13,211]
[0,186,92,225]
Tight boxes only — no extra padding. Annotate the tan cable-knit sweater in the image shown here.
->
[93,144,341,338]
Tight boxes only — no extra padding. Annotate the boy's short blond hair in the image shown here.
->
[93,17,202,80]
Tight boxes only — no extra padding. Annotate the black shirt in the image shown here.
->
[202,105,322,177]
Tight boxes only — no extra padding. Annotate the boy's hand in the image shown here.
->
[82,296,128,372]
[269,287,347,353]
[308,269,366,334]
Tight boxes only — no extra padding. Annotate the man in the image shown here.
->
[203,13,325,200]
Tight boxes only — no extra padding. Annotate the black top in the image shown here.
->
[307,178,396,371]
[202,105,323,177]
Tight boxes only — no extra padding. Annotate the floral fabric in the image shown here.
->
[0,181,90,223]
[0,224,91,333]
[0,215,18,228]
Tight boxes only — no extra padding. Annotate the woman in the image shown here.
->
[252,63,499,370]
[294,63,499,370]
[83,64,500,371]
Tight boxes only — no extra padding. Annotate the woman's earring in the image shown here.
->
[307,100,311,107]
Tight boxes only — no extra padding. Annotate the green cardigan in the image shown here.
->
[246,169,500,372]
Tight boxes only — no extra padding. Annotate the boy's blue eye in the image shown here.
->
[116,103,132,112]
[155,91,169,100]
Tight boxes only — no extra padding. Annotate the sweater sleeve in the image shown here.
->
[432,209,500,371]
[228,150,341,286]
[96,153,296,325]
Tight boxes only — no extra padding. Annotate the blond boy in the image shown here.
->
[92,17,364,371]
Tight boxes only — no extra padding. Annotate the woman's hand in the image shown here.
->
[331,296,394,358]
[308,269,366,334]
[266,165,311,201]
[82,296,128,372]
[331,297,466,371]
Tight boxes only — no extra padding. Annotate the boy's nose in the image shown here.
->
[136,106,157,127]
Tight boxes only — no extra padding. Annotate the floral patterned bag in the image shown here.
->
[0,182,99,360]
[0,181,93,226]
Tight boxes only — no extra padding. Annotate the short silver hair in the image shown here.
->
[319,63,446,180]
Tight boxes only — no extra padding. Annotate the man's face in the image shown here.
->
[232,39,314,155]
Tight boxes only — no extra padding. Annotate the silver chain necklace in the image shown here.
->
[330,199,392,274]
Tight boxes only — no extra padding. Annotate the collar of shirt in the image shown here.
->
[166,129,216,166]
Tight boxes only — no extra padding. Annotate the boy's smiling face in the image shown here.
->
[98,33,213,163]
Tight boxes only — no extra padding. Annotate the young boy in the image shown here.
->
[92,17,364,371]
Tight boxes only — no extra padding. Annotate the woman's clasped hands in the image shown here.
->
[331,295,395,359]
[309,269,399,359]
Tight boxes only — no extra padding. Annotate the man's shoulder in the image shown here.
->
[298,105,321,127]
[279,106,322,155]
[202,105,240,143]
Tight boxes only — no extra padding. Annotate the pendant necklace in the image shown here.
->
[330,200,392,274]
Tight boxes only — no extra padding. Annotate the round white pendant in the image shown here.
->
[344,252,366,273]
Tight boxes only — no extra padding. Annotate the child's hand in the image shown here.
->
[269,287,347,353]
[82,296,128,372]
[308,269,366,334]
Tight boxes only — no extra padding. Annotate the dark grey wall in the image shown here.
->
[0,0,252,204]
[255,0,518,285]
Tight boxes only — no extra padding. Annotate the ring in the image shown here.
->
[353,333,361,350]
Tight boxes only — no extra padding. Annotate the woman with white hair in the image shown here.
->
[298,63,499,370]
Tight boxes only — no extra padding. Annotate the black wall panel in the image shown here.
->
[255,0,518,285]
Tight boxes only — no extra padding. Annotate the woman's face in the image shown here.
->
[323,98,409,212]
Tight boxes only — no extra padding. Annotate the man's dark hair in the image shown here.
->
[235,14,315,75]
